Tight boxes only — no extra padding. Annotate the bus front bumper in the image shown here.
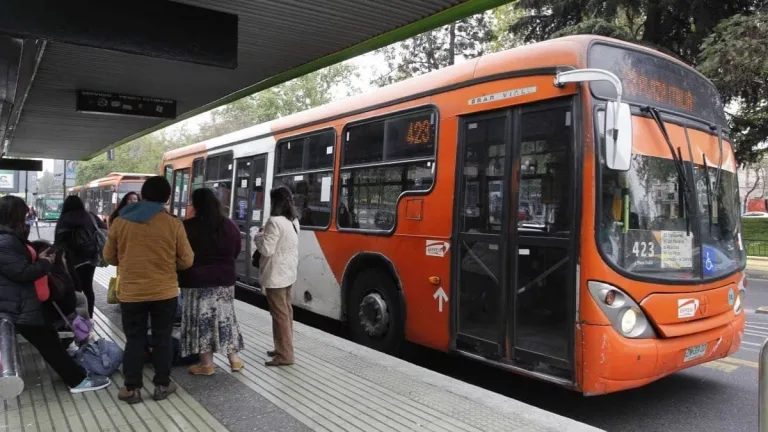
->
[580,312,745,395]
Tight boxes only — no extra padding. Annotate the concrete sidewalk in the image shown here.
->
[746,256,768,279]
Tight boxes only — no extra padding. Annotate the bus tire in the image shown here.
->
[347,269,404,355]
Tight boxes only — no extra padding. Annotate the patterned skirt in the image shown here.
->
[180,285,244,357]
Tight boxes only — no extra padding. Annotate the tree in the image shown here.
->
[37,171,56,195]
[372,13,495,86]
[698,12,768,165]
[195,63,359,141]
[76,129,194,184]
[508,1,765,65]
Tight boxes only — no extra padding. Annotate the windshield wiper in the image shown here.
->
[703,153,714,236]
[714,126,724,212]
[645,107,693,235]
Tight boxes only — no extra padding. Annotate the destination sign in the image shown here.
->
[76,90,177,119]
[588,43,726,127]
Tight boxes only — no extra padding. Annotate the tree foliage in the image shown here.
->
[698,11,768,165]
[37,171,56,195]
[195,63,359,141]
[372,14,494,86]
[75,130,195,184]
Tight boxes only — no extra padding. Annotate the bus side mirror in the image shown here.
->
[604,101,632,171]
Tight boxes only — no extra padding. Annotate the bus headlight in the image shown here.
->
[735,276,747,315]
[588,281,656,339]
[620,308,638,334]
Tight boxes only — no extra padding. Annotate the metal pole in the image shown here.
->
[760,338,768,432]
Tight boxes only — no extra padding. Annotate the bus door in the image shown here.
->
[453,99,576,379]
[232,154,268,287]
[171,169,190,219]
[510,100,576,379]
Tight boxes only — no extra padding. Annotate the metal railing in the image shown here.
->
[745,240,768,257]
[0,317,23,400]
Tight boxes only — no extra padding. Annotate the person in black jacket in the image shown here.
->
[0,195,110,393]
[54,196,106,318]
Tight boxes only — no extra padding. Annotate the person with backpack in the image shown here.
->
[104,176,194,404]
[0,196,110,393]
[54,196,107,318]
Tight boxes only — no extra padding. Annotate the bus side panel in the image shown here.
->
[309,115,459,352]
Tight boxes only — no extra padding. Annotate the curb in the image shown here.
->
[757,307,768,315]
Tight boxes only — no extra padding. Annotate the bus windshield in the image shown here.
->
[598,118,744,281]
[45,198,63,212]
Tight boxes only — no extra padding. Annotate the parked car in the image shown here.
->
[742,211,768,218]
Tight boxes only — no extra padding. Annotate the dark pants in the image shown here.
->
[75,265,96,318]
[121,297,177,391]
[16,324,86,388]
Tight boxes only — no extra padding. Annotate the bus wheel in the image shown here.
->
[348,269,403,355]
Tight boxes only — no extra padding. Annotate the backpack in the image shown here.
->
[76,338,123,376]
[86,213,108,268]
[29,241,78,310]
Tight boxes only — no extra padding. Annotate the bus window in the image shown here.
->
[274,130,335,229]
[192,158,205,191]
[338,109,436,232]
[204,153,233,215]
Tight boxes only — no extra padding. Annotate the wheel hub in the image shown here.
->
[358,293,389,338]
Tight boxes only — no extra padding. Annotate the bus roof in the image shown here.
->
[162,35,707,163]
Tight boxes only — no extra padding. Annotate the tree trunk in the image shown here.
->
[745,167,761,212]
[448,23,456,66]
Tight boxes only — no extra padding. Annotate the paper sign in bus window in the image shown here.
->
[661,231,693,269]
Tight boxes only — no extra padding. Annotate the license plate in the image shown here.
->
[683,343,708,362]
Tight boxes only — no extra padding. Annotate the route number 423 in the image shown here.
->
[632,241,655,257]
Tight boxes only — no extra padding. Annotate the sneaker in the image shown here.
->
[188,364,215,376]
[70,375,111,394]
[153,381,177,401]
[118,387,142,404]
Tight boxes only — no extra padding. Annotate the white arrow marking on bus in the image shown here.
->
[433,287,448,312]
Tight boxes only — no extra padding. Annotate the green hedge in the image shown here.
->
[742,219,768,241]
[742,219,768,256]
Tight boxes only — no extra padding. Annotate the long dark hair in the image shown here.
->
[270,186,298,220]
[191,187,226,240]
[110,192,139,225]
[0,195,30,237]
[61,195,85,215]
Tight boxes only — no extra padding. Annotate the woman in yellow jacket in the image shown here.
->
[103,176,194,405]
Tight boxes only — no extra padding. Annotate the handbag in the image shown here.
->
[107,269,120,304]
[252,220,298,268]
[26,244,50,302]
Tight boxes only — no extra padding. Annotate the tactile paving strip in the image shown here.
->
[0,308,226,432]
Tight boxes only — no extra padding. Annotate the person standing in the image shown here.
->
[0,196,110,393]
[253,186,300,367]
[109,192,139,226]
[103,176,194,404]
[178,188,244,375]
[54,195,106,318]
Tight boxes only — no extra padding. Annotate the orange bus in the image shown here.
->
[68,172,153,223]
[160,35,746,395]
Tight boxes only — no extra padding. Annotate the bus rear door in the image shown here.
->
[232,154,268,287]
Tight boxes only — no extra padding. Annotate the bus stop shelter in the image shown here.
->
[0,0,510,165]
